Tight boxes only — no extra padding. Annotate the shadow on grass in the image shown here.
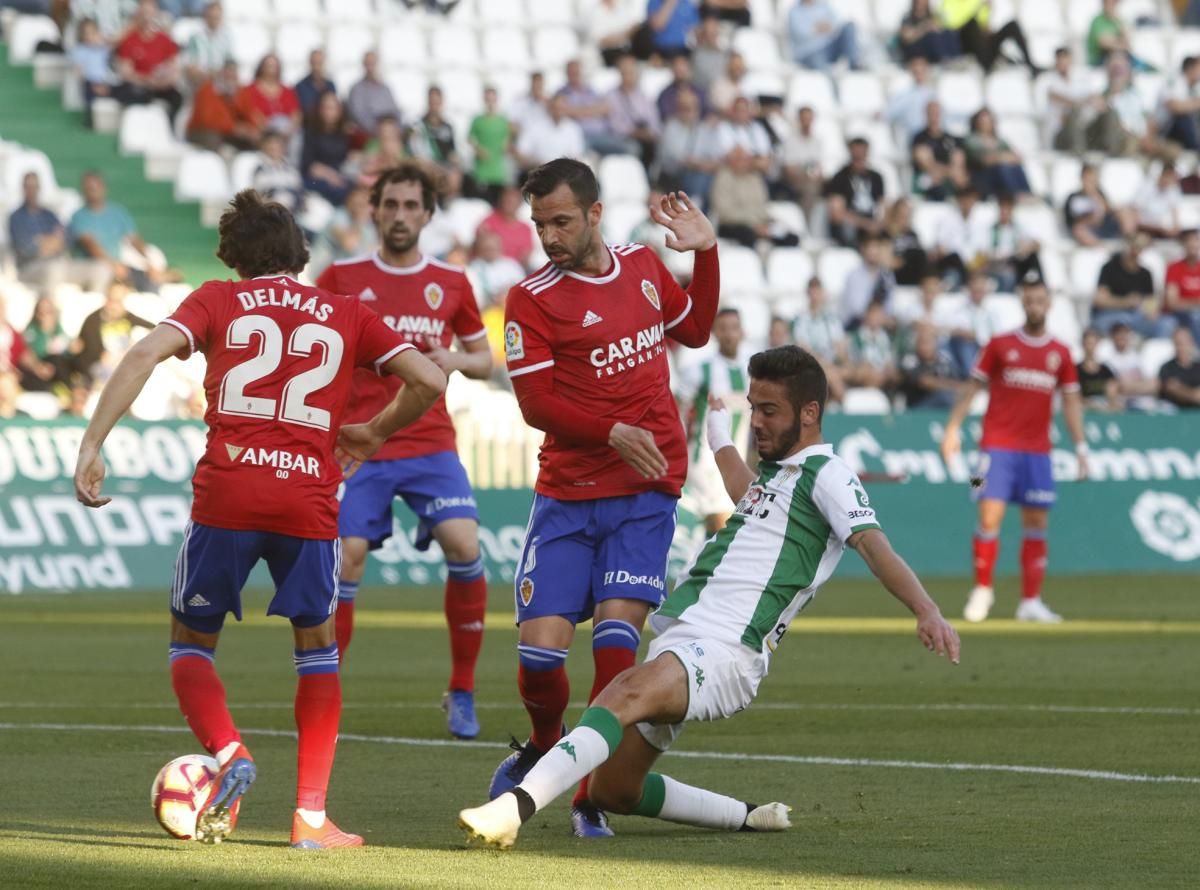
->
[0,820,279,850]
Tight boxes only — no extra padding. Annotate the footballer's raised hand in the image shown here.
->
[74,444,111,508]
[705,393,735,453]
[649,191,717,254]
[940,423,961,464]
[610,422,669,480]
[916,608,961,665]
[334,422,387,479]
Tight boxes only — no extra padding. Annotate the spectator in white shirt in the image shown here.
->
[1088,52,1178,160]
[514,93,586,171]
[714,96,771,169]
[841,234,897,329]
[782,105,825,225]
[930,186,985,289]
[939,268,995,374]
[984,192,1043,292]
[708,52,751,116]
[468,228,526,307]
[1134,164,1182,240]
[792,276,848,401]
[509,71,550,137]
[654,85,722,205]
[1042,46,1101,154]
[608,53,662,168]
[184,2,231,88]
[886,55,937,147]
[587,0,645,67]
[1157,56,1200,151]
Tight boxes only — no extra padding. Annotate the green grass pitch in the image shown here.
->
[2,576,1199,889]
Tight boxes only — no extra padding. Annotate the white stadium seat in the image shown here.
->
[229,22,272,69]
[733,29,785,73]
[787,70,837,114]
[1069,247,1111,299]
[227,0,272,21]
[718,243,767,295]
[286,0,325,21]
[843,118,899,161]
[1047,296,1082,352]
[437,69,485,116]
[766,201,807,239]
[1099,158,1146,207]
[477,0,524,25]
[816,247,861,299]
[430,25,481,70]
[911,201,952,248]
[378,24,428,70]
[1039,246,1069,293]
[1173,31,1200,71]
[725,293,771,348]
[337,0,379,21]
[603,201,650,244]
[230,151,261,192]
[1141,338,1176,377]
[936,70,984,121]
[1049,155,1083,209]
[984,293,1025,331]
[175,149,233,204]
[838,71,886,119]
[275,22,324,68]
[4,147,60,203]
[1016,0,1065,35]
[118,104,175,157]
[482,26,531,69]
[843,388,892,414]
[531,26,581,70]
[598,154,649,205]
[524,0,576,27]
[9,14,60,64]
[1131,30,1171,74]
[325,25,376,69]
[766,247,814,297]
[387,69,431,119]
[985,69,1033,117]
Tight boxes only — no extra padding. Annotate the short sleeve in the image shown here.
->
[1057,346,1080,390]
[971,338,998,383]
[353,301,411,374]
[812,458,881,544]
[163,280,225,357]
[452,277,488,342]
[503,286,555,379]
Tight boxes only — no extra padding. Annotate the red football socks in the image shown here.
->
[973,533,999,588]
[1021,534,1048,600]
[334,599,355,660]
[445,576,488,691]
[294,672,342,812]
[170,649,240,756]
[518,663,569,752]
[573,645,637,806]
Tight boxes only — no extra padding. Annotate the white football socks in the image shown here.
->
[657,775,749,830]
[215,740,241,767]
[297,808,326,829]
[518,707,625,812]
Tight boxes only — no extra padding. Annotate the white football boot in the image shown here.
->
[745,803,793,831]
[1015,597,1063,624]
[459,793,523,850]
[963,585,994,623]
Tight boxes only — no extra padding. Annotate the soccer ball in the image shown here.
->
[151,753,220,840]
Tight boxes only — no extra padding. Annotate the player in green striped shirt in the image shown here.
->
[459,346,961,850]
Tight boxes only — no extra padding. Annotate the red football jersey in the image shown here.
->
[504,243,695,500]
[972,329,1079,453]
[164,275,411,538]
[316,254,487,460]
[1166,260,1200,304]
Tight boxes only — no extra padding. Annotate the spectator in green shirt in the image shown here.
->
[1087,0,1154,71]
[468,86,512,205]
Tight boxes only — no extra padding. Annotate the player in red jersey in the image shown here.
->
[72,191,446,847]
[490,158,720,838]
[315,163,494,740]
[941,277,1089,624]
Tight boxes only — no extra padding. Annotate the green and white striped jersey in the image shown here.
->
[654,444,880,660]
[675,349,753,462]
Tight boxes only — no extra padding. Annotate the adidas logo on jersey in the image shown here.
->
[187,594,211,607]
[582,310,604,328]
[359,287,378,301]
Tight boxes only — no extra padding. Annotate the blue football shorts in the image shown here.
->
[513,491,678,625]
[337,450,479,551]
[170,520,341,633]
[974,448,1057,508]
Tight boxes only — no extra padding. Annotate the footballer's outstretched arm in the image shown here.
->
[850,528,961,665]
[427,334,493,381]
[706,395,755,503]
[75,324,190,507]
[651,192,720,348]
[1061,388,1090,480]
[940,376,984,464]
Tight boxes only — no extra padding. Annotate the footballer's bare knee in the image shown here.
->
[339,536,369,580]
[433,518,481,564]
[170,616,219,648]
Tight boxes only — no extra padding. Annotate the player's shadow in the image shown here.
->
[0,821,279,850]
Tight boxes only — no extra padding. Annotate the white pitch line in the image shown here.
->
[2,721,1198,786]
[3,701,1200,717]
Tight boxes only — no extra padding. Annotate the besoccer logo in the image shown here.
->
[640,279,660,310]
[424,282,444,311]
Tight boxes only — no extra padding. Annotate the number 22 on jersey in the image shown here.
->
[218,314,344,431]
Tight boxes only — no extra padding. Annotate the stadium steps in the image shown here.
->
[0,44,225,286]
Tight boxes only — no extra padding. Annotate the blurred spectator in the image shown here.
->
[898,0,959,64]
[64,379,93,418]
[69,0,137,43]
[302,91,355,206]
[896,270,944,337]
[825,137,885,248]
[320,186,376,264]
[1164,229,1200,344]
[690,12,728,94]
[793,276,848,399]
[710,146,799,248]
[559,59,628,155]
[235,54,301,144]
[183,1,231,88]
[1157,56,1200,151]
[75,281,153,383]
[941,0,1039,75]
[159,0,207,15]
[410,85,461,171]
[587,0,645,66]
[514,93,586,171]
[657,55,708,121]
[1107,321,1160,408]
[69,170,171,292]
[939,268,994,374]
[1088,54,1176,159]
[984,192,1043,292]
[346,51,401,137]
[886,56,937,147]
[509,71,550,138]
[702,0,750,26]
[113,0,183,121]
[782,105,824,225]
[186,60,255,151]
[787,0,861,71]
[708,51,750,115]
[21,296,75,392]
[911,99,968,201]
[655,86,721,204]
[608,54,663,168]
[643,0,700,61]
[0,368,25,420]
[964,108,1031,198]
[1043,46,1100,154]
[399,0,462,11]
[1065,162,1129,246]
[841,234,897,329]
[295,49,337,117]
[930,186,983,288]
[899,323,962,409]
[70,18,118,128]
[768,315,794,348]
[358,116,408,188]
[10,172,109,293]
[1087,0,1151,71]
[1093,234,1162,336]
[468,87,512,204]
[1076,326,1122,411]
[468,228,526,306]
[629,188,670,256]
[1133,165,1182,239]
[252,130,304,212]
[1159,326,1200,409]
[846,302,899,393]
[715,97,771,168]
[478,186,535,268]
[884,198,928,286]
[0,293,54,393]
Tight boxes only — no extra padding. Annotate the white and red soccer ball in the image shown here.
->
[151,754,220,840]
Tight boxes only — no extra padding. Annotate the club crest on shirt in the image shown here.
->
[1046,351,1061,372]
[424,282,444,311]
[519,577,535,606]
[505,321,525,361]
[640,279,660,310]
